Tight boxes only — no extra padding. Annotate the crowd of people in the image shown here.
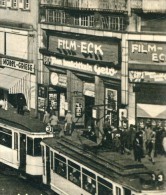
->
[43,108,74,136]
[102,119,166,164]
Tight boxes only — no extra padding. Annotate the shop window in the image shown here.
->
[68,160,81,187]
[98,177,113,195]
[82,168,96,195]
[0,127,12,148]
[54,153,67,178]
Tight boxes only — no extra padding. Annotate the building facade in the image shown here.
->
[0,0,38,116]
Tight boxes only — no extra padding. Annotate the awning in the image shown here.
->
[0,67,31,108]
[137,103,166,119]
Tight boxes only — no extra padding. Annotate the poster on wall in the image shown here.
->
[59,93,66,117]
[38,85,47,112]
[105,88,117,111]
[48,93,58,110]
[119,109,128,127]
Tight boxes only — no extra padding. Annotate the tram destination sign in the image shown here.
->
[129,41,166,65]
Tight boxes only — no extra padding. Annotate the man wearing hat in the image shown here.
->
[64,110,73,135]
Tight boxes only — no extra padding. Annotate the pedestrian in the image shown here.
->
[155,120,164,156]
[49,111,59,134]
[133,132,142,162]
[17,96,25,115]
[145,124,153,156]
[64,110,73,135]
[43,110,50,125]
[149,131,156,164]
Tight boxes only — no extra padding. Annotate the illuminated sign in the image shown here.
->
[129,41,166,65]
[49,34,119,64]
[44,56,121,79]
[1,58,34,73]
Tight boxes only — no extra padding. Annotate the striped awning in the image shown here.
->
[0,67,31,108]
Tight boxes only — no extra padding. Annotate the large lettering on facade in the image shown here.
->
[129,41,166,64]
[48,33,119,65]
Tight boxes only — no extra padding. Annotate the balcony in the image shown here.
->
[40,0,128,12]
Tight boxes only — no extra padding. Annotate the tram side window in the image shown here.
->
[82,168,96,195]
[98,177,113,195]
[0,128,12,148]
[54,153,67,178]
[14,132,18,150]
[68,160,81,187]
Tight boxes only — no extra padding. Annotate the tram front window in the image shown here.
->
[27,138,42,156]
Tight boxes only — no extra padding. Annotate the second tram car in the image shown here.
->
[41,130,166,195]
[0,110,53,176]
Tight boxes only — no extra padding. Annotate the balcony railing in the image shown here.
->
[40,9,128,31]
[40,0,128,12]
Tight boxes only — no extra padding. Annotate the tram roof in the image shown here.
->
[42,130,155,192]
[0,108,45,133]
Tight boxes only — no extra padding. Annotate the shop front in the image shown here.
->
[0,57,35,112]
[40,31,121,129]
[128,40,166,127]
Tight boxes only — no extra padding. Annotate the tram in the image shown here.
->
[0,110,53,177]
[41,130,165,195]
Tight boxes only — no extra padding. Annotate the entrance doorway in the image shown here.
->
[84,96,95,128]
[19,134,26,171]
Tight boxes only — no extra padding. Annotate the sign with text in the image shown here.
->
[43,56,121,79]
[129,70,166,83]
[1,58,34,73]
[129,41,166,65]
[48,34,119,65]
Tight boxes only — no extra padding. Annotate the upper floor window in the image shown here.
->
[0,0,6,7]
[46,9,66,24]
[1,0,30,10]
[13,0,17,8]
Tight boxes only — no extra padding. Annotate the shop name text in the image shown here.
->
[2,58,34,73]
[58,39,103,56]
[131,43,166,63]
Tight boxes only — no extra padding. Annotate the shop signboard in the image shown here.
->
[128,41,166,65]
[48,33,119,65]
[44,56,121,79]
[50,72,67,87]
[1,58,34,73]
[83,83,95,97]
[129,70,166,83]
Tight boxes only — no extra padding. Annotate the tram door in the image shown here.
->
[46,146,51,184]
[19,134,26,170]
